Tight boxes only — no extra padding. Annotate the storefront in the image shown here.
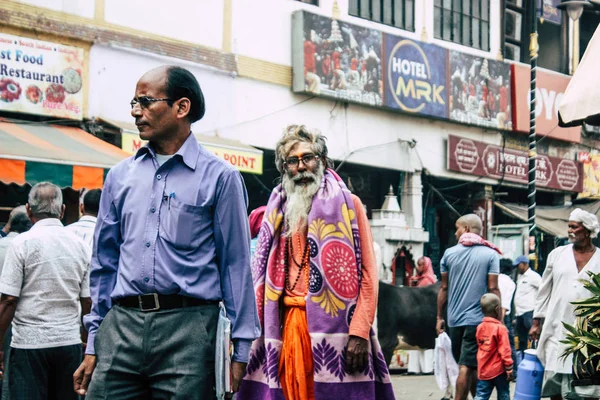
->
[435,65,584,271]
[288,10,584,271]
[0,32,128,224]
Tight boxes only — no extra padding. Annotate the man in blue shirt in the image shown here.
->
[436,214,500,400]
[73,66,260,399]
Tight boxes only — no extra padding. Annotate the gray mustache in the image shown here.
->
[292,172,316,182]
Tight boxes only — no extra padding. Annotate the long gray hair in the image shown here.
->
[274,125,333,173]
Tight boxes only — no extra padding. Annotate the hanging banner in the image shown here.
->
[447,135,583,192]
[383,34,448,118]
[0,33,84,120]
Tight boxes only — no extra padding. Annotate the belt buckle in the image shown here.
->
[138,293,160,312]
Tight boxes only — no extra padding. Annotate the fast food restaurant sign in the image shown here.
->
[447,135,583,192]
[0,33,84,120]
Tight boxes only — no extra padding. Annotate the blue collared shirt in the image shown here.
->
[83,134,260,362]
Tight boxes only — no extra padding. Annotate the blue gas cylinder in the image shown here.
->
[514,349,544,400]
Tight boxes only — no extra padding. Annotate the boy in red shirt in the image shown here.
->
[474,293,514,400]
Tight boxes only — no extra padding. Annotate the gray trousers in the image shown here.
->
[87,303,219,400]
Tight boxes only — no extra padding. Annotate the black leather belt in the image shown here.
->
[115,294,219,312]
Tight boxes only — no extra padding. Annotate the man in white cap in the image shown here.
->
[530,208,600,400]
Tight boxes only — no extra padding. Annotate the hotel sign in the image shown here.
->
[447,135,582,192]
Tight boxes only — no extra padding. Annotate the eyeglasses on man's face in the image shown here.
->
[130,96,173,109]
[284,153,320,169]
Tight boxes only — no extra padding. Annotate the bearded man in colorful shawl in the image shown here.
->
[237,125,395,400]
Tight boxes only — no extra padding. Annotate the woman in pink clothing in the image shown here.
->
[412,256,437,287]
[408,256,437,375]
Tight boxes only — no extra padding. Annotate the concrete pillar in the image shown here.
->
[401,172,423,229]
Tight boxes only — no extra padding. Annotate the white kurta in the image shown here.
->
[534,244,600,374]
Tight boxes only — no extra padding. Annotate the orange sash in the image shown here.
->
[278,296,315,400]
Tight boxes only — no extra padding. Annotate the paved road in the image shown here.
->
[390,373,517,400]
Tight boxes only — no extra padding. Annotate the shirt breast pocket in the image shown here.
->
[161,198,210,250]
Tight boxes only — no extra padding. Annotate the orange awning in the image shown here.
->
[0,121,129,189]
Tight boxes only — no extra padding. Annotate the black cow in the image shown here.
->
[377,281,441,366]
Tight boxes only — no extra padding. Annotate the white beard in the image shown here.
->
[282,165,324,236]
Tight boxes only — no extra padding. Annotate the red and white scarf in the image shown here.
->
[459,232,502,254]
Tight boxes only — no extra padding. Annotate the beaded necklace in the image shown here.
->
[284,233,310,293]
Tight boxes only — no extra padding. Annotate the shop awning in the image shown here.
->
[494,201,600,238]
[0,121,129,189]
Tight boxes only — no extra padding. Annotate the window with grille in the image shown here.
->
[504,0,524,61]
[348,0,415,32]
[434,0,490,50]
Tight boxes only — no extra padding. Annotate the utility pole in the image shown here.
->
[528,0,538,258]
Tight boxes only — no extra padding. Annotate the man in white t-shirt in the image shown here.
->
[67,189,101,249]
[0,182,91,400]
[498,258,517,375]
[513,255,541,357]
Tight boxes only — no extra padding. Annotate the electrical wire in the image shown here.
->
[197,95,316,135]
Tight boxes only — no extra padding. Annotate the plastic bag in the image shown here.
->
[434,332,459,393]
[215,302,232,399]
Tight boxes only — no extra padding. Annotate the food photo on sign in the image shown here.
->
[0,33,83,120]
[448,51,511,130]
[294,11,383,106]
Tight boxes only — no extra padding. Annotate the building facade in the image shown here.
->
[0,0,597,275]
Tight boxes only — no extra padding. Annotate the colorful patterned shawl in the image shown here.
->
[238,169,395,400]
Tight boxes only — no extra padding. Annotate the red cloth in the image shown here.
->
[332,51,341,70]
[476,317,514,380]
[415,256,437,287]
[322,57,331,76]
[499,86,508,113]
[249,206,267,239]
[304,41,316,73]
[279,296,315,400]
[459,232,502,255]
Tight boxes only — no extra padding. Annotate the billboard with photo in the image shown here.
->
[292,11,383,107]
[448,51,512,130]
[292,11,515,131]
[0,33,84,120]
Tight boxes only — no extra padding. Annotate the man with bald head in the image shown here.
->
[0,182,91,400]
[436,214,501,400]
[74,66,259,399]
